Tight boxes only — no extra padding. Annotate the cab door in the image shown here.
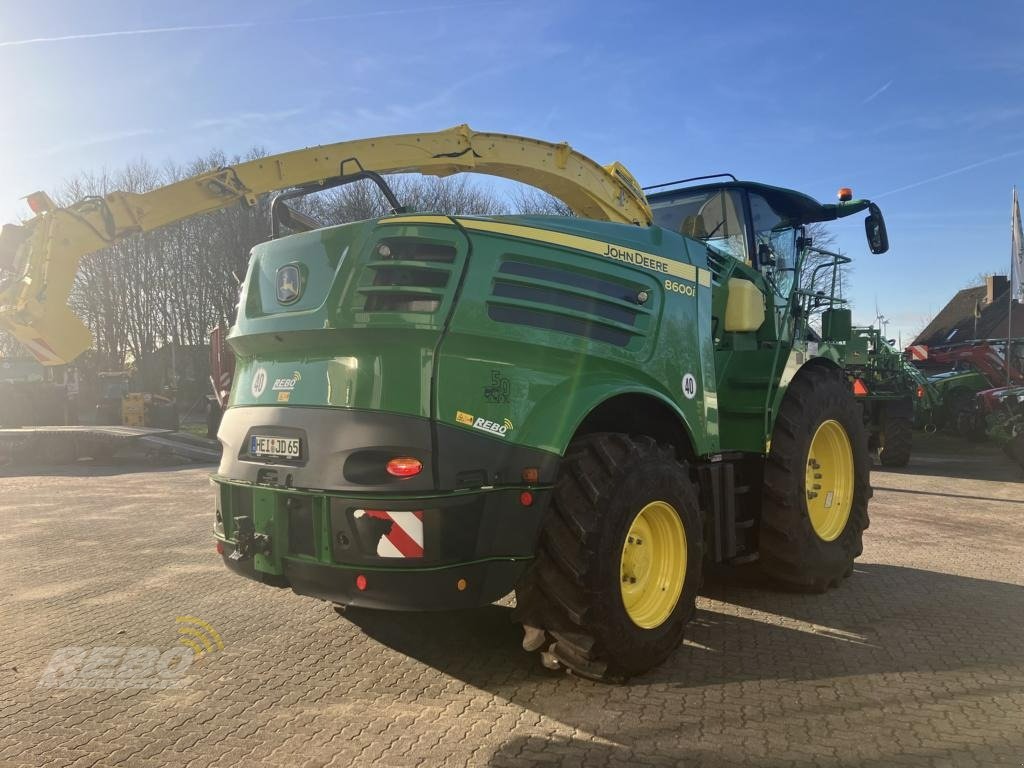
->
[748,192,799,344]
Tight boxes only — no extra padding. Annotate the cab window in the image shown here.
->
[749,192,797,297]
[650,189,749,263]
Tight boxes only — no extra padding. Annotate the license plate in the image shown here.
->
[249,435,301,459]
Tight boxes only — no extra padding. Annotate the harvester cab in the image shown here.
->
[0,126,893,681]
[644,178,889,456]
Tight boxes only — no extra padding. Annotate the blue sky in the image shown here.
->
[1,0,1021,343]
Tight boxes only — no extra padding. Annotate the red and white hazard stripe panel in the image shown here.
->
[21,336,62,365]
[908,345,929,361]
[354,509,424,558]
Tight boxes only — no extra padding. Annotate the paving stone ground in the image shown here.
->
[1,433,1022,767]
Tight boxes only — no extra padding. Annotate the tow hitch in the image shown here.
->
[229,516,272,561]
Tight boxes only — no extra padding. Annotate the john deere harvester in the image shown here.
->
[0,127,889,681]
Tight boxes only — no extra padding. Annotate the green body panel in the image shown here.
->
[435,221,715,456]
[226,214,730,458]
[229,221,468,417]
[224,202,878,471]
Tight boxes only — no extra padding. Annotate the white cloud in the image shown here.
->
[861,80,893,105]
[27,128,159,160]
[0,4,511,49]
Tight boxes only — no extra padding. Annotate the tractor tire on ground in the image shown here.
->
[879,416,912,467]
[514,433,703,682]
[945,388,986,441]
[760,365,871,592]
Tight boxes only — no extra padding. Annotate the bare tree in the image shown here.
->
[507,187,572,216]
[299,174,508,225]
[797,222,854,319]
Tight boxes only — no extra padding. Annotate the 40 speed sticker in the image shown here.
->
[251,367,268,398]
[681,373,698,400]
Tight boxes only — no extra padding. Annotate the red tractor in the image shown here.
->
[913,342,1024,386]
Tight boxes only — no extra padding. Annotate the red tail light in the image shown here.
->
[386,457,422,478]
[916,385,925,399]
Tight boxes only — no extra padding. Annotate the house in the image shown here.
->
[912,275,1024,348]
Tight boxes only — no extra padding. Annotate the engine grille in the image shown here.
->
[486,258,650,347]
[359,238,457,314]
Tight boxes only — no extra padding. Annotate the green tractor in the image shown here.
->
[845,325,934,467]
[911,342,1024,438]
[926,369,991,437]
[0,129,890,681]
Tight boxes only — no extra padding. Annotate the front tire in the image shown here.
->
[760,365,871,592]
[514,433,703,682]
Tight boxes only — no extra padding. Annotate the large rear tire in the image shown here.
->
[514,433,703,682]
[760,365,871,592]
[879,416,912,467]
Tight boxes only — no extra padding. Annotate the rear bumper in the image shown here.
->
[214,405,558,610]
[214,480,548,610]
[220,545,528,610]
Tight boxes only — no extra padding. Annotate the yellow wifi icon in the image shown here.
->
[503,418,514,431]
[175,616,225,658]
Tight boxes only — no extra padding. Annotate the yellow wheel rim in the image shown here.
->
[619,500,687,629]
[806,419,854,542]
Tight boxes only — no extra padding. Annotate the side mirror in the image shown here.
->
[865,203,889,254]
[757,242,774,266]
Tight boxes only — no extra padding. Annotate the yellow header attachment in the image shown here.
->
[0,124,651,365]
